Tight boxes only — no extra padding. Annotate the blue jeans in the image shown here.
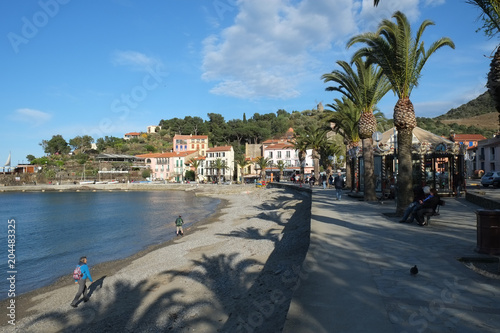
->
[336,188,342,200]
[401,202,419,221]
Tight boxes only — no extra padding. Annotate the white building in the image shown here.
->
[475,137,500,173]
[204,146,234,182]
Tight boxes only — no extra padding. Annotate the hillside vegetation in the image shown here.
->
[417,92,498,138]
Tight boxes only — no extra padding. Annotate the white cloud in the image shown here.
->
[10,108,52,127]
[201,0,454,100]
[111,50,163,71]
[202,0,358,99]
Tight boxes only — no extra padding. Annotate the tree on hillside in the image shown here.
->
[26,154,36,163]
[208,113,228,146]
[322,58,391,201]
[95,136,124,152]
[69,135,94,153]
[348,11,455,214]
[40,135,71,155]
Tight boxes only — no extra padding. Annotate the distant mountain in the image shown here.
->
[416,92,498,138]
[436,92,496,120]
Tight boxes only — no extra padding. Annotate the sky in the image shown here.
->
[0,0,495,166]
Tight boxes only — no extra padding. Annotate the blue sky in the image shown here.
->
[0,0,494,165]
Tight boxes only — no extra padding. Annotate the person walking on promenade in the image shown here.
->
[71,256,93,308]
[175,215,184,236]
[334,170,345,200]
[321,173,327,189]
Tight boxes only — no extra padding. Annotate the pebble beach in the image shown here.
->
[0,184,311,332]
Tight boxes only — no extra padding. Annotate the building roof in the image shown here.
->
[477,137,500,148]
[380,127,453,146]
[453,134,487,141]
[207,145,233,152]
[173,134,208,139]
[124,132,141,136]
[265,143,295,150]
[136,151,198,159]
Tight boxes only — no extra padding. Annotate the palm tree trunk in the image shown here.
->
[314,157,320,181]
[362,138,377,201]
[345,160,352,190]
[395,127,413,215]
[394,97,417,215]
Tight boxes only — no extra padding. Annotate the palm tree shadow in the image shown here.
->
[216,226,281,243]
[27,278,214,332]
[163,191,312,332]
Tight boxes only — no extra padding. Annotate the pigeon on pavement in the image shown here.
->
[410,265,418,275]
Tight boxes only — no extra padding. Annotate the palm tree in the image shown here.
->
[276,160,286,181]
[322,58,391,201]
[235,155,251,183]
[319,138,343,186]
[347,11,455,213]
[325,96,361,190]
[254,156,272,180]
[187,157,202,182]
[302,126,328,181]
[212,158,228,184]
[292,136,308,182]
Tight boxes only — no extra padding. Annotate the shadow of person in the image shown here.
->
[87,275,106,299]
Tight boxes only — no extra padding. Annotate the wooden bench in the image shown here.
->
[423,199,445,224]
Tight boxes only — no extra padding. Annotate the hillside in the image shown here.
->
[440,112,499,130]
[436,91,496,120]
[415,92,498,138]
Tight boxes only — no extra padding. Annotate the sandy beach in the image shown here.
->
[1,184,311,332]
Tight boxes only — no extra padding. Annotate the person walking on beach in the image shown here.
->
[175,215,184,236]
[71,256,93,308]
[334,170,345,200]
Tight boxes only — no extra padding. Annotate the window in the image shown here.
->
[269,152,273,158]
[277,151,282,158]
[286,151,290,158]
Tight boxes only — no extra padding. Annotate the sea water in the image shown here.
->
[0,190,220,300]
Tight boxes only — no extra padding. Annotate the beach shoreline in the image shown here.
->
[0,193,228,309]
[1,184,311,332]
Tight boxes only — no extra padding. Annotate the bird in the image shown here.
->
[410,265,419,276]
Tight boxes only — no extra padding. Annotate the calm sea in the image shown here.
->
[0,190,220,300]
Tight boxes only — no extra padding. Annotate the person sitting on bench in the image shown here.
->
[414,188,440,226]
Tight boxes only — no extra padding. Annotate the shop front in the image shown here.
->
[357,127,465,196]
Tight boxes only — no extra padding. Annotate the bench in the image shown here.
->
[423,199,445,224]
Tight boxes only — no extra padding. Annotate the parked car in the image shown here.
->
[480,171,500,187]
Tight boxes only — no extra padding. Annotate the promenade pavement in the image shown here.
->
[283,188,500,333]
